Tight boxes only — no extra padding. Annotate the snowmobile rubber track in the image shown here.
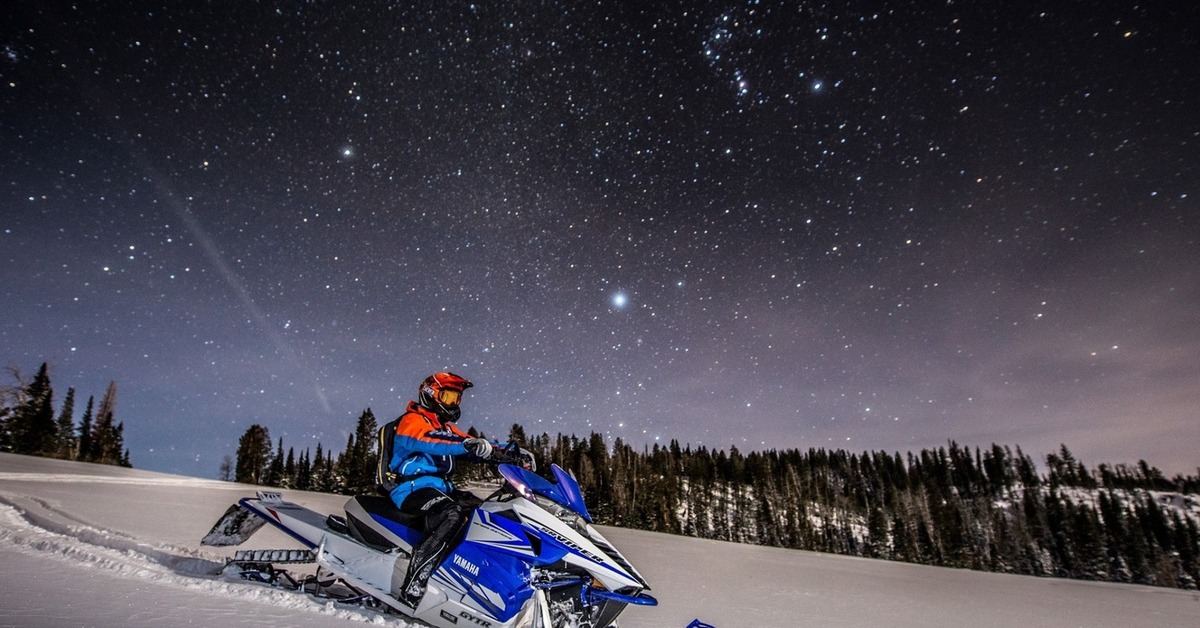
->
[231,548,316,564]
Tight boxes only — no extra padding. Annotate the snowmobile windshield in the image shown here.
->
[498,463,593,522]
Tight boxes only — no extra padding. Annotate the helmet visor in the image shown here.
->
[433,388,462,406]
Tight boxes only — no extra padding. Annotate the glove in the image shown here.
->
[463,438,494,460]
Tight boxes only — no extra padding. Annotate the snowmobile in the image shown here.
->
[202,461,656,628]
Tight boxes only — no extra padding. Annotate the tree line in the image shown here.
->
[517,432,1200,590]
[228,408,498,493]
[0,362,130,466]
[9,362,1192,593]
[232,414,1199,591]
[226,409,382,493]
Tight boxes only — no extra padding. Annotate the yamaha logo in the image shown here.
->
[452,553,480,576]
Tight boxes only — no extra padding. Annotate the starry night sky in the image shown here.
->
[3,2,1198,479]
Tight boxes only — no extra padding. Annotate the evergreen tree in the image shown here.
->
[323,447,340,492]
[8,363,56,455]
[53,387,77,459]
[89,381,124,464]
[295,449,312,491]
[312,443,338,492]
[76,396,94,462]
[284,447,296,486]
[1097,491,1133,581]
[234,424,272,485]
[340,409,378,493]
[312,443,326,491]
[509,423,529,448]
[1180,515,1200,587]
[866,506,890,558]
[266,438,285,486]
[0,368,16,451]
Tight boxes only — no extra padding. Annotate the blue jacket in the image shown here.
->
[387,402,489,507]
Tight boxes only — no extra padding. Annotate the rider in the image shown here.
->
[387,372,520,608]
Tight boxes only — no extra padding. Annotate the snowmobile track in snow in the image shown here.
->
[0,493,405,625]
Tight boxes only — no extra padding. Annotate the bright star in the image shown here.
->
[611,292,628,309]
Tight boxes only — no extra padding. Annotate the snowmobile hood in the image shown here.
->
[498,462,594,523]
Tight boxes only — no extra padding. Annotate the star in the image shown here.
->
[2,0,1196,479]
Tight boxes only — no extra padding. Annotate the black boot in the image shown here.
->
[398,559,433,608]
[398,513,457,606]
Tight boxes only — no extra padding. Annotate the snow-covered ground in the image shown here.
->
[1,453,1197,627]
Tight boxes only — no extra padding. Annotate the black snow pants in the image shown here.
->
[396,487,483,602]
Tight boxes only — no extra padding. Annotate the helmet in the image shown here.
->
[418,372,473,422]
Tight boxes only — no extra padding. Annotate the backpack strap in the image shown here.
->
[376,418,401,496]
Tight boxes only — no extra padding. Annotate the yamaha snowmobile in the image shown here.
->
[202,462,656,627]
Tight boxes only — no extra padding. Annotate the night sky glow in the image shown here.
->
[3,2,1198,479]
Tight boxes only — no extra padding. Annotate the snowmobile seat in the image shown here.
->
[344,494,424,551]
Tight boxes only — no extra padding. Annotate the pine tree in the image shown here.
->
[344,408,378,493]
[76,396,94,461]
[311,443,326,491]
[0,368,16,451]
[284,447,296,486]
[1097,491,1131,581]
[9,363,56,455]
[1180,515,1200,587]
[266,438,285,486]
[509,423,529,448]
[234,424,272,485]
[312,443,338,492]
[54,387,77,459]
[295,449,312,490]
[114,422,129,467]
[89,382,123,464]
[322,448,339,492]
[866,506,890,558]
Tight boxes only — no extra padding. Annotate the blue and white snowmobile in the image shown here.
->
[202,462,656,628]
